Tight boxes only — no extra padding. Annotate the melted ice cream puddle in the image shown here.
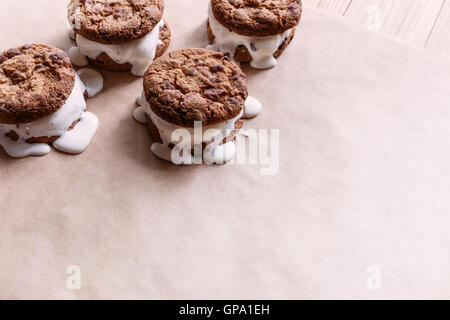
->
[150,142,176,163]
[244,96,262,119]
[203,141,237,165]
[0,135,51,158]
[133,106,148,124]
[71,20,165,76]
[53,111,98,154]
[134,92,243,165]
[77,68,103,97]
[0,74,99,158]
[69,47,88,67]
[207,4,291,69]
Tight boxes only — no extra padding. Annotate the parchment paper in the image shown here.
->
[1,0,450,299]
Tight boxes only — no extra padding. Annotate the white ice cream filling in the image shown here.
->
[73,19,165,76]
[134,92,243,164]
[207,4,292,69]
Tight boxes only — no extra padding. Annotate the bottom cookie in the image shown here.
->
[207,21,296,64]
[5,119,81,145]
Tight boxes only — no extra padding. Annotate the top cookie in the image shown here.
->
[144,48,248,127]
[68,0,164,44]
[0,44,75,125]
[211,0,302,37]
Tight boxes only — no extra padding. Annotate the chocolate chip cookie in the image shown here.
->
[68,0,171,75]
[207,0,302,69]
[68,0,165,44]
[211,0,302,37]
[0,44,75,124]
[143,48,248,127]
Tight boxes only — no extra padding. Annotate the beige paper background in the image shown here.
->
[1,0,450,299]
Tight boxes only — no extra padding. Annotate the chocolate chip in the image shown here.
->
[6,49,21,59]
[210,64,224,73]
[250,43,257,52]
[186,68,196,76]
[113,12,122,19]
[10,71,25,83]
[204,88,226,100]
[235,81,247,92]
[223,54,231,61]
[287,3,299,14]
[34,63,44,70]
[49,52,67,63]
[228,97,241,105]
[5,130,19,141]
[0,56,5,65]
[162,80,175,90]
[212,52,223,59]
[22,44,32,50]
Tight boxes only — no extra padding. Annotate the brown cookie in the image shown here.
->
[21,119,80,144]
[207,20,296,63]
[86,22,171,72]
[143,48,248,127]
[68,0,164,44]
[0,44,75,125]
[211,0,302,37]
